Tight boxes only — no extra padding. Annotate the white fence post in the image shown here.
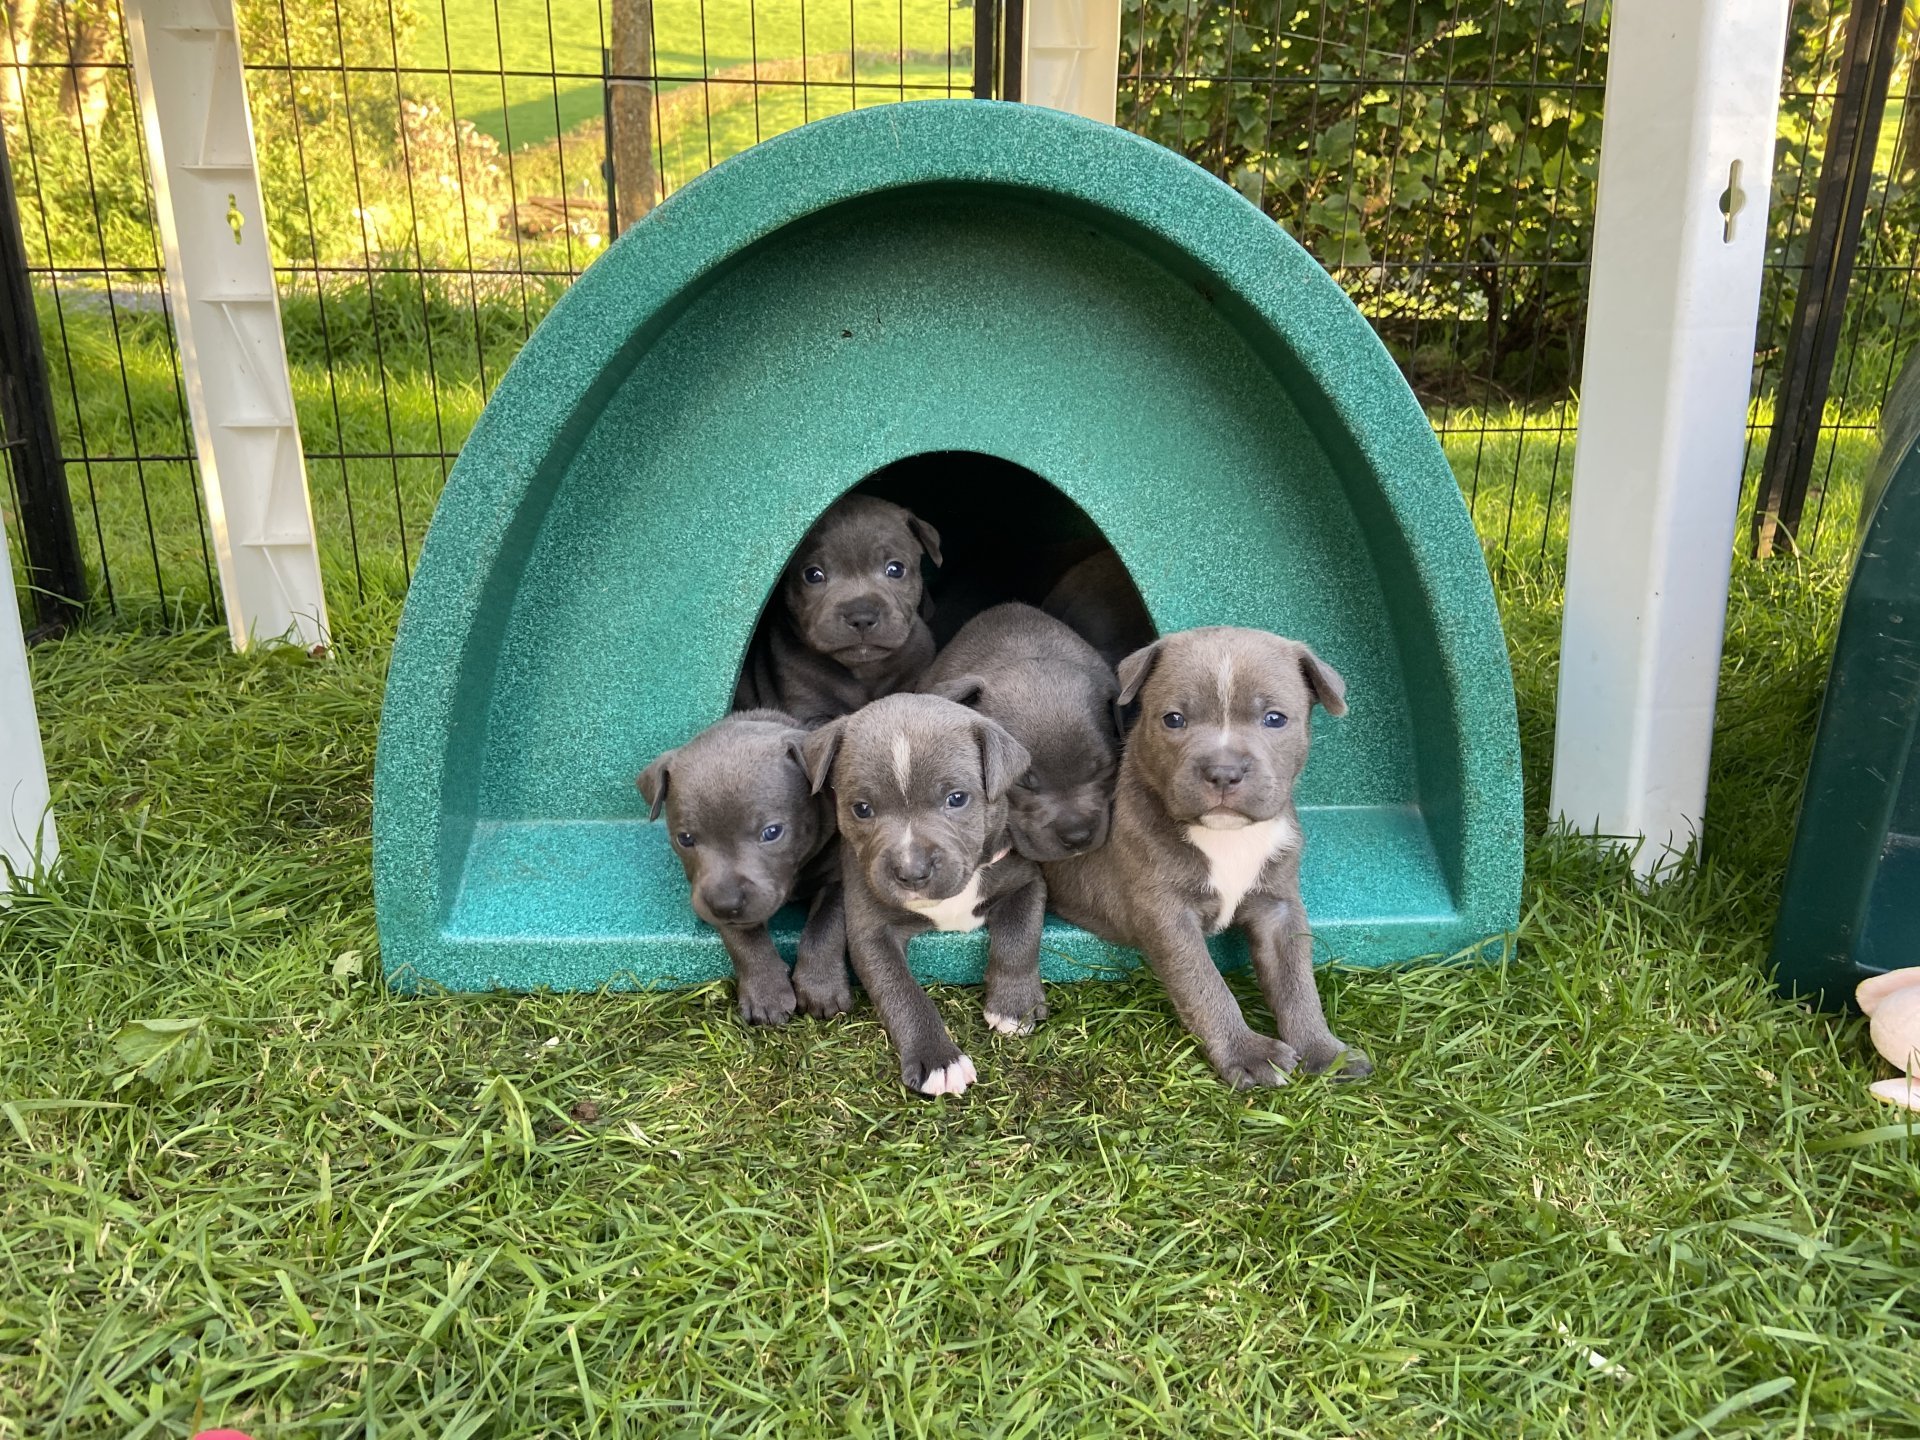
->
[1,535,56,888]
[1019,0,1120,123]
[123,0,329,653]
[1550,0,1792,876]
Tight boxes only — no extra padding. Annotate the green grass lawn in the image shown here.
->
[4,512,1917,1435]
[410,0,973,153]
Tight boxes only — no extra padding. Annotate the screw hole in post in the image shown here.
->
[1719,159,1744,243]
[226,193,244,245]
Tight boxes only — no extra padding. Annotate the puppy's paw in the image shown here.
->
[903,1049,977,1097]
[983,978,1047,1037]
[1298,1037,1373,1081]
[736,973,797,1027]
[1212,1033,1299,1090]
[792,964,853,1020]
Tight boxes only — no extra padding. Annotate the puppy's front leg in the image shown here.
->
[1140,913,1298,1089]
[717,924,798,1027]
[982,872,1048,1036]
[847,918,975,1096]
[792,883,852,1019]
[1243,892,1371,1079]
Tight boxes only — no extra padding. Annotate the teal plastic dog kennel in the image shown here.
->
[372,101,1523,991]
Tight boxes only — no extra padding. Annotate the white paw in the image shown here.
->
[984,1009,1035,1037]
[919,1054,977,1097]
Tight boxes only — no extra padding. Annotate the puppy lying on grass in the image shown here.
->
[1043,627,1371,1089]
[640,711,852,1026]
[917,603,1122,862]
[802,693,1047,1096]
[735,495,942,727]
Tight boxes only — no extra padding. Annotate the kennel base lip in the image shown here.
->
[384,803,1489,992]
[373,100,1524,993]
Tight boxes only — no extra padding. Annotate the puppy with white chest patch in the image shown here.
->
[1043,627,1372,1089]
[639,711,852,1026]
[802,694,1048,1097]
[917,603,1122,862]
[735,494,942,728]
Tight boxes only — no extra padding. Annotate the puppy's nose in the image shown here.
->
[840,603,880,634]
[1058,820,1096,850]
[891,852,935,888]
[702,884,747,921]
[1202,758,1248,791]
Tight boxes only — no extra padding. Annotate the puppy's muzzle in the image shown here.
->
[890,844,937,890]
[1200,753,1249,794]
[838,601,882,636]
[698,881,748,922]
[696,876,780,926]
[1057,818,1099,851]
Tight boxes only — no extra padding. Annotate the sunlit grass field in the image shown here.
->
[9,295,1879,635]
[406,0,973,157]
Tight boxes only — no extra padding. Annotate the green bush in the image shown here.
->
[1116,0,1920,402]
[1117,0,1607,395]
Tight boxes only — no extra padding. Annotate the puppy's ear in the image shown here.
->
[1106,684,1130,743]
[925,673,986,709]
[799,718,846,795]
[1115,639,1164,707]
[1299,645,1348,718]
[636,750,675,821]
[907,513,943,568]
[973,714,1032,804]
[783,733,812,783]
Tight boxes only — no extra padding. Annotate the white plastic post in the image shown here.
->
[1550,0,1791,876]
[123,0,328,653]
[1019,0,1120,123]
[1,524,57,888]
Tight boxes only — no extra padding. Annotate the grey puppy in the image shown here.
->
[735,495,942,727]
[917,602,1122,862]
[1041,549,1157,671]
[639,710,852,1025]
[1042,627,1372,1089]
[802,693,1048,1096]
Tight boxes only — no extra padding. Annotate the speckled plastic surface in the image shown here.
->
[372,100,1523,992]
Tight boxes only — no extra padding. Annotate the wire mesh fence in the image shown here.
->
[2,0,1917,633]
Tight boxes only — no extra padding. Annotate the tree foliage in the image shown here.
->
[1118,0,1609,395]
[1117,0,1920,403]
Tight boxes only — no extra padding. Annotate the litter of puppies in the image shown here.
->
[644,492,1368,1097]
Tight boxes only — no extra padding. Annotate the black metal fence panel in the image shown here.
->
[2,0,1915,630]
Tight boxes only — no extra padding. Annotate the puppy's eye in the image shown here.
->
[1162,712,1187,730]
[759,823,785,843]
[1017,771,1038,791]
[1262,710,1288,729]
[850,801,874,820]
[883,560,907,579]
[676,832,696,848]
[945,790,969,809]
[802,566,827,585]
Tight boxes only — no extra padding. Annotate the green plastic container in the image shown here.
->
[1771,349,1920,1007]
[372,101,1522,992]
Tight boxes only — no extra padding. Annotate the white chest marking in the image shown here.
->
[902,866,988,932]
[1184,816,1297,933]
